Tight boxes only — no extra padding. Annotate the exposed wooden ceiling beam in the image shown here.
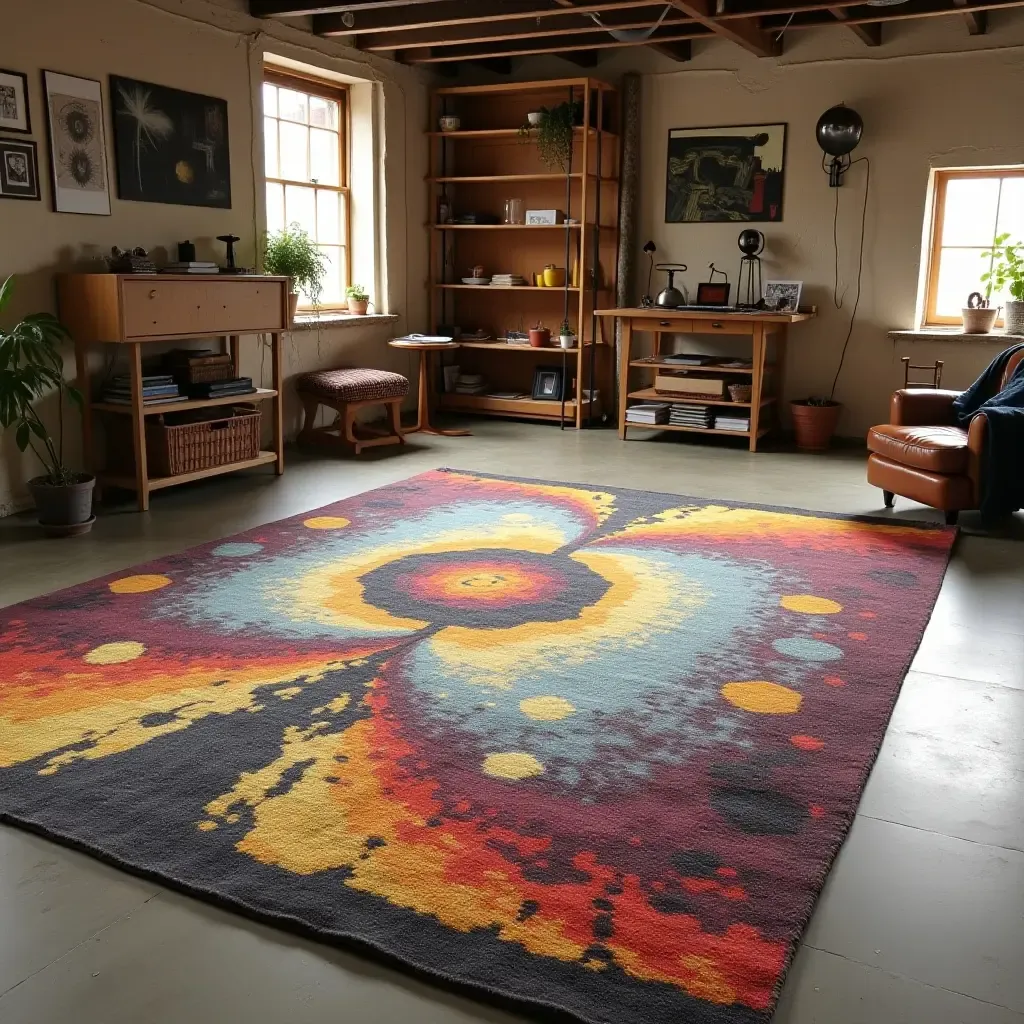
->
[252,0,451,15]
[665,0,778,55]
[650,38,694,58]
[829,5,881,43]
[952,0,988,31]
[763,0,1017,29]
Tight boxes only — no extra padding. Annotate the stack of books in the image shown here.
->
[103,374,185,405]
[454,373,487,395]
[626,402,669,425]
[669,404,714,429]
[162,261,220,275]
[715,414,751,433]
[490,274,527,287]
[661,354,716,367]
[188,377,257,399]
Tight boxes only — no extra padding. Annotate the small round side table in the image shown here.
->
[388,340,470,437]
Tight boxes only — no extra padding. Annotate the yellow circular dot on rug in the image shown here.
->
[84,641,146,665]
[108,574,173,595]
[722,681,802,714]
[520,696,576,721]
[482,752,544,780]
[780,595,843,615]
[304,516,351,530]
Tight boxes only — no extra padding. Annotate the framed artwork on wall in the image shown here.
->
[0,139,41,201]
[42,70,111,216]
[0,69,31,134]
[666,123,787,224]
[110,76,231,209]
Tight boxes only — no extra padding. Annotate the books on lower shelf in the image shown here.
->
[103,374,183,405]
[188,377,256,399]
[670,405,713,428]
[454,372,487,395]
[715,415,751,432]
[626,402,670,424]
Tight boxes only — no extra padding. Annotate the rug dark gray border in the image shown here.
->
[0,468,956,1024]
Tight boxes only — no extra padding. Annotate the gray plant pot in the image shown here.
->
[1004,300,1024,336]
[28,474,96,536]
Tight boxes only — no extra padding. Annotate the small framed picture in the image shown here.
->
[532,366,565,401]
[763,280,803,313]
[0,140,41,201]
[0,68,30,134]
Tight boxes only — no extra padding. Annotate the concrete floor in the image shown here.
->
[2,419,1023,1024]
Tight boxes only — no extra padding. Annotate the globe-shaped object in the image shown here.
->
[738,229,764,256]
[816,105,863,158]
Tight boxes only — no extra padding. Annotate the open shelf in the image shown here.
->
[457,341,582,353]
[627,388,776,410]
[100,451,278,492]
[629,360,761,375]
[435,284,583,293]
[439,393,592,420]
[432,223,588,231]
[92,388,278,417]
[624,422,771,440]
[428,128,618,140]
[428,173,618,184]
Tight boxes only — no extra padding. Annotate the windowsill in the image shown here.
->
[291,313,399,330]
[888,328,1024,342]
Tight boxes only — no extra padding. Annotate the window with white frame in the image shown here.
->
[263,70,350,310]
[925,169,1024,325]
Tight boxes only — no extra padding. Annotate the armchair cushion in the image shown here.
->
[867,424,970,474]
[890,389,961,426]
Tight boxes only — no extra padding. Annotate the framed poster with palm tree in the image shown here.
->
[110,76,231,209]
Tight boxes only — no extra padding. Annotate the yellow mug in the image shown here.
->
[543,266,567,288]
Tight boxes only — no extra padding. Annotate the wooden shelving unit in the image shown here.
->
[430,78,620,429]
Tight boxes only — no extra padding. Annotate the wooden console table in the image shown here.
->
[596,307,815,452]
[57,274,290,511]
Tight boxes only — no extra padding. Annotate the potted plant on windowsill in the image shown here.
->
[981,233,1024,335]
[262,223,328,324]
[346,285,370,315]
[0,275,94,536]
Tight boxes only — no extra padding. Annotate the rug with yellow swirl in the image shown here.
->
[0,470,955,1023]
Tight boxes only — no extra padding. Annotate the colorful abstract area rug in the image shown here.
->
[0,471,954,1024]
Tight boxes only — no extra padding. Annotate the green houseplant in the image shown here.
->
[263,223,329,322]
[0,275,94,535]
[519,102,579,172]
[346,284,370,315]
[981,233,1024,334]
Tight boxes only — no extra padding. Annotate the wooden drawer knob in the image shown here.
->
[149,289,158,299]
[711,322,723,328]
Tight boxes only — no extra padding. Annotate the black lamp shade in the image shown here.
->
[738,229,764,256]
[816,106,863,158]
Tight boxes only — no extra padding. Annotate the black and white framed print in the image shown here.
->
[0,140,40,201]
[42,70,111,215]
[763,280,803,313]
[0,69,31,134]
[110,76,231,209]
[532,366,566,401]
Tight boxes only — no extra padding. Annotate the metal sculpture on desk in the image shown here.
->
[737,229,765,308]
[655,264,688,308]
[217,234,240,271]
[641,241,657,307]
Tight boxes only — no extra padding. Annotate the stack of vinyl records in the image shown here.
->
[715,414,751,432]
[669,404,713,428]
[625,402,669,425]
[188,377,257,399]
[102,374,184,405]
[490,274,527,287]
[454,373,487,395]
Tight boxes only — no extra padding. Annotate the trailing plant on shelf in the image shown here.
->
[346,284,370,315]
[0,275,95,533]
[519,102,579,172]
[981,233,1024,333]
[263,223,329,315]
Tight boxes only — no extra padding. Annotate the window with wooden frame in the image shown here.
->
[263,70,350,310]
[925,168,1024,326]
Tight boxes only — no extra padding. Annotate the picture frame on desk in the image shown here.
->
[764,280,803,313]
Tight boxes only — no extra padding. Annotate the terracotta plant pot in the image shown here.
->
[28,474,96,537]
[287,292,299,325]
[790,400,842,451]
[348,298,369,315]
[961,306,997,334]
[529,327,551,348]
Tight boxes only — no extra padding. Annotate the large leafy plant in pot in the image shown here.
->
[263,223,329,322]
[0,275,94,535]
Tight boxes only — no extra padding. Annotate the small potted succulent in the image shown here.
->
[558,319,576,349]
[529,323,551,348]
[346,285,370,315]
[981,233,1024,334]
[262,223,328,323]
[0,275,94,535]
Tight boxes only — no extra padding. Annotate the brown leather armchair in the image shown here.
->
[867,349,1024,525]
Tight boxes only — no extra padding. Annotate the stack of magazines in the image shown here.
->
[454,373,487,395]
[715,414,751,432]
[188,377,257,399]
[625,402,669,425]
[162,261,219,275]
[669,404,713,428]
[102,374,184,405]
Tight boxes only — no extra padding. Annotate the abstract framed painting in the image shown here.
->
[0,68,31,134]
[0,139,41,201]
[666,124,786,224]
[42,70,111,216]
[110,76,231,209]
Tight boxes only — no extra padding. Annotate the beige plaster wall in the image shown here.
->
[0,0,431,514]
[506,16,1024,437]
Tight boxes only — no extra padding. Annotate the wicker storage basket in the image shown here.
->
[150,405,261,476]
[728,383,752,403]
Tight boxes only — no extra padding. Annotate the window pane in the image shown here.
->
[263,117,278,178]
[278,88,308,124]
[279,121,308,181]
[313,246,344,306]
[284,185,316,237]
[265,182,284,235]
[996,177,1024,241]
[309,128,339,186]
[935,247,989,317]
[309,96,338,130]
[316,190,341,243]
[262,83,277,117]
[941,178,1000,246]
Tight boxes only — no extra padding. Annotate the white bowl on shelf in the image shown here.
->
[461,277,491,285]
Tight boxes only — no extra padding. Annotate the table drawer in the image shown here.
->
[688,319,754,336]
[122,279,286,338]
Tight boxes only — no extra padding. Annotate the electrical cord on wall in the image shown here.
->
[829,156,870,401]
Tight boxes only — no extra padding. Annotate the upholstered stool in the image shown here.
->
[296,368,409,455]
